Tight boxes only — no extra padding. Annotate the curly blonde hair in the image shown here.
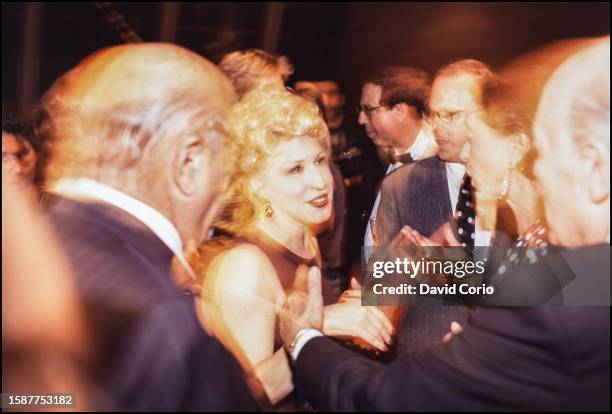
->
[216,87,329,235]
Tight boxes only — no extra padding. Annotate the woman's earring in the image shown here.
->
[500,146,518,199]
[500,168,511,199]
[263,200,274,218]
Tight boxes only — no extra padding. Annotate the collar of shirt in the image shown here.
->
[51,178,197,280]
[445,162,466,215]
[406,128,431,161]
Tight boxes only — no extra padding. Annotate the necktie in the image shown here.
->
[455,174,475,248]
[390,152,414,165]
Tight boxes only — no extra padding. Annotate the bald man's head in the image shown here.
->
[46,42,237,178]
[60,43,235,116]
[45,43,238,244]
[533,37,610,245]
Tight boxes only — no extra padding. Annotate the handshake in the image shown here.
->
[280,268,399,356]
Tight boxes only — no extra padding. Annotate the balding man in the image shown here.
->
[532,38,610,248]
[278,38,610,411]
[42,44,256,410]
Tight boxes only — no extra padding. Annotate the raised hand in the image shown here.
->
[279,267,324,347]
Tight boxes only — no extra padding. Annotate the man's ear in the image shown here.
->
[580,140,610,204]
[392,102,406,119]
[173,136,207,197]
[394,103,416,122]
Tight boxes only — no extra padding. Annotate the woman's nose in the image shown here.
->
[307,165,328,190]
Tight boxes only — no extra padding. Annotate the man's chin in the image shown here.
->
[370,136,385,146]
[437,150,462,164]
[437,151,451,162]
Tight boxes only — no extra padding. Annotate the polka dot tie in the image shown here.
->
[455,174,476,248]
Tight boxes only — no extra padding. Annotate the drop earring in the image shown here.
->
[263,200,274,218]
[500,167,511,199]
[500,146,519,199]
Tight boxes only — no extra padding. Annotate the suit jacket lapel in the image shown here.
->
[436,158,453,222]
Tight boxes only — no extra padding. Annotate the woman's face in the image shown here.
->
[2,132,37,184]
[257,135,333,228]
[463,114,518,200]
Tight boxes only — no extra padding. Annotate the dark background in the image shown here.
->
[3,2,610,115]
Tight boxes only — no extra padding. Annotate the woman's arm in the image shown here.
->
[201,244,293,404]
[323,298,395,351]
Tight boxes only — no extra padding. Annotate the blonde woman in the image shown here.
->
[191,88,393,407]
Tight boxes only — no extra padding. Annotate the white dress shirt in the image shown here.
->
[446,162,465,215]
[290,329,324,360]
[52,178,197,280]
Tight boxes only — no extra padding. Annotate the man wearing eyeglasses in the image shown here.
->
[358,67,438,260]
[373,60,506,356]
[375,59,500,248]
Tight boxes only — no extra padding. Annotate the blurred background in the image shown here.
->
[3,2,610,115]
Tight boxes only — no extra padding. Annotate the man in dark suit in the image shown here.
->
[279,38,610,411]
[375,156,451,246]
[374,60,506,355]
[42,44,256,410]
[359,67,438,256]
[375,59,501,247]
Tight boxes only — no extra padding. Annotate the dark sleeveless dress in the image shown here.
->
[195,229,319,411]
[242,230,320,350]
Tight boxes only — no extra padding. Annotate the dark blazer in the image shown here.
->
[46,196,256,411]
[375,155,452,246]
[372,157,520,355]
[374,156,471,355]
[375,156,518,248]
[294,246,610,411]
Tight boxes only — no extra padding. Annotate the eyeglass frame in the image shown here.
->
[423,108,480,125]
[355,104,388,117]
[358,98,429,119]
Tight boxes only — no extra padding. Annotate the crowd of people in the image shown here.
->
[2,34,609,411]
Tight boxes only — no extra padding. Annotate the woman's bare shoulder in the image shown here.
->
[206,243,282,299]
